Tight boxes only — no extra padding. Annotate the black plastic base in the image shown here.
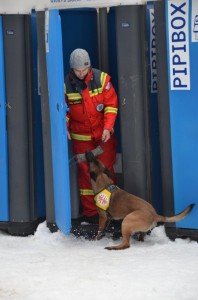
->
[165,226,198,242]
[47,222,59,233]
[0,218,45,236]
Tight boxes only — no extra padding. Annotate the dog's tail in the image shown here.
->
[156,204,195,223]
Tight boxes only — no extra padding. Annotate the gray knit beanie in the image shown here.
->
[69,49,91,69]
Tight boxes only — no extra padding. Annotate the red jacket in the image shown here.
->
[65,68,118,141]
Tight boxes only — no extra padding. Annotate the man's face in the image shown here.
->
[73,67,90,80]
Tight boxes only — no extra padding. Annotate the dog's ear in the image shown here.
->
[103,168,112,178]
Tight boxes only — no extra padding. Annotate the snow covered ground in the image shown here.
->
[0,222,198,300]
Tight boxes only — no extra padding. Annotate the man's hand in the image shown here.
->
[102,129,111,143]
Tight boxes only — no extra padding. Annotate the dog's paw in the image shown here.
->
[88,235,97,241]
[104,246,117,250]
[90,233,104,241]
[95,234,104,240]
[105,243,130,250]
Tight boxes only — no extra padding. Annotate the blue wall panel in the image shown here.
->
[0,17,9,221]
[60,9,99,77]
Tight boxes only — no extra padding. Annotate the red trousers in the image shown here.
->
[72,134,117,217]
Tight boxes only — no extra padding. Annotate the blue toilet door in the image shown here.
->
[45,9,71,234]
[166,0,198,229]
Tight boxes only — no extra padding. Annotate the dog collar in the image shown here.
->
[94,184,119,211]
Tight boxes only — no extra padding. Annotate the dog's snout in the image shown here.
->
[85,150,95,162]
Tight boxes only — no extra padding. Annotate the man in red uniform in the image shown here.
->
[65,48,118,223]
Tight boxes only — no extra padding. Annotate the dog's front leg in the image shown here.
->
[95,210,108,240]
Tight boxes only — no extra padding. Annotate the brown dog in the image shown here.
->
[85,150,194,250]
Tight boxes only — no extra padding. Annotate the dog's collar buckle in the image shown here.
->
[106,184,118,194]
